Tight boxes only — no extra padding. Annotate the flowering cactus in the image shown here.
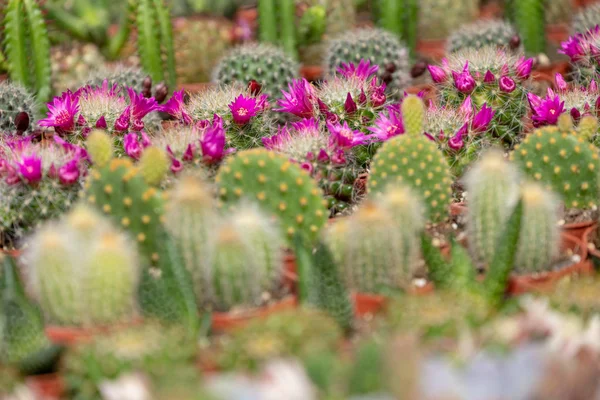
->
[160,85,272,150]
[262,117,366,214]
[0,136,88,241]
[429,47,533,146]
[560,25,600,84]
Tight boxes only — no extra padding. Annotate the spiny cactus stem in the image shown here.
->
[258,0,278,43]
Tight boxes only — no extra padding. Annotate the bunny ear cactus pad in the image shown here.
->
[216,149,328,244]
[368,136,453,223]
[511,126,600,209]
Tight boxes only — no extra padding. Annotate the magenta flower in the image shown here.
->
[471,104,495,132]
[515,57,533,80]
[200,115,232,163]
[529,90,565,127]
[483,70,496,83]
[58,159,80,185]
[262,126,292,150]
[337,60,379,81]
[344,93,358,114]
[276,78,316,118]
[368,106,404,141]
[123,133,144,160]
[114,106,131,132]
[427,65,447,83]
[555,73,568,91]
[560,33,587,61]
[499,76,516,93]
[448,123,468,151]
[38,91,79,135]
[452,63,476,94]
[229,94,260,124]
[160,90,193,124]
[458,96,473,118]
[327,121,367,149]
[18,154,42,184]
[128,88,160,130]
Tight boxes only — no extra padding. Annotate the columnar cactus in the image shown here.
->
[325,185,424,294]
[207,204,284,310]
[511,125,600,209]
[505,0,546,55]
[2,0,52,102]
[23,204,139,327]
[0,81,37,135]
[216,148,329,244]
[258,0,301,58]
[464,149,521,267]
[213,43,299,100]
[561,26,600,84]
[377,0,418,57]
[430,46,533,146]
[324,28,412,93]
[572,3,600,34]
[447,20,520,54]
[418,0,479,41]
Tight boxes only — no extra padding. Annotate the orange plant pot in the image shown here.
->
[26,374,64,400]
[177,82,216,95]
[416,39,446,61]
[45,319,143,346]
[211,296,297,333]
[564,220,597,243]
[300,65,324,82]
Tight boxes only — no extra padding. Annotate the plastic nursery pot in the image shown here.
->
[563,220,597,243]
[211,296,297,333]
[416,39,446,62]
[300,65,324,82]
[507,232,592,295]
[26,373,65,400]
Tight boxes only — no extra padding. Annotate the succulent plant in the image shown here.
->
[325,185,424,294]
[572,3,600,34]
[0,81,37,135]
[0,136,88,244]
[511,124,600,209]
[216,148,329,244]
[431,46,533,146]
[173,17,234,84]
[504,0,546,55]
[83,64,166,102]
[63,323,197,400]
[549,276,600,318]
[213,43,299,100]
[23,204,139,327]
[560,25,600,85]
[447,20,520,54]
[216,308,342,371]
[161,86,274,150]
[376,0,418,57]
[51,43,106,94]
[418,0,479,41]
[324,28,412,94]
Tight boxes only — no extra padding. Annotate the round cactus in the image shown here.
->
[572,3,600,34]
[213,43,299,100]
[324,28,412,94]
[51,43,106,93]
[84,64,154,96]
[560,25,600,85]
[419,0,479,41]
[326,185,424,294]
[511,125,600,209]
[86,129,114,168]
[138,147,170,187]
[447,20,520,54]
[464,149,521,266]
[216,148,329,244]
[23,204,139,327]
[0,81,37,135]
[207,204,284,310]
[368,136,453,223]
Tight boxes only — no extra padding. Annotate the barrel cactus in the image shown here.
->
[324,28,412,94]
[447,20,520,54]
[0,81,37,135]
[23,204,139,327]
[572,3,600,34]
[560,25,600,85]
[216,148,328,244]
[419,0,479,41]
[83,65,165,100]
[213,43,299,100]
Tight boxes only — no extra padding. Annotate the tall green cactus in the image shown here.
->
[135,0,176,90]
[505,0,546,55]
[3,0,51,102]
[377,0,418,58]
[258,0,298,59]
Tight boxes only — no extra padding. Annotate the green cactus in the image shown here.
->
[138,146,170,187]
[511,125,600,209]
[377,0,418,57]
[368,135,453,223]
[0,81,37,134]
[216,148,329,244]
[418,0,478,41]
[325,185,424,294]
[135,0,176,91]
[173,17,234,85]
[84,65,155,96]
[571,2,600,34]
[258,0,301,59]
[401,94,425,136]
[549,276,600,318]
[213,43,299,100]
[505,0,546,55]
[0,254,62,375]
[23,204,139,327]
[86,129,114,168]
[2,0,52,102]
[464,149,521,267]
[51,43,106,93]
[324,28,412,93]
[447,20,520,54]
[580,115,599,144]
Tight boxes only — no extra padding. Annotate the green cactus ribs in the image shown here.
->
[368,135,453,223]
[447,20,520,54]
[216,148,328,244]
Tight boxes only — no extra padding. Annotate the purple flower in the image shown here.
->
[344,93,357,114]
[291,117,320,135]
[229,94,259,124]
[560,34,586,61]
[458,96,473,118]
[336,60,379,81]
[555,73,568,91]
[448,123,468,151]
[499,76,516,93]
[427,65,447,83]
[262,126,292,150]
[529,91,565,127]
[58,159,80,185]
[368,107,404,141]
[123,133,143,160]
[471,104,495,133]
[327,121,367,149]
[38,91,79,134]
[160,90,193,124]
[115,106,131,132]
[571,107,582,122]
[128,87,159,126]
[18,154,42,184]
[201,115,232,163]
[483,70,496,83]
[452,63,476,94]
[276,78,316,118]
[515,57,534,80]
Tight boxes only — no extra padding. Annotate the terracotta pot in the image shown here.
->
[583,225,600,269]
[507,232,592,295]
[282,251,298,294]
[449,202,467,216]
[211,296,297,332]
[416,39,446,61]
[405,83,437,104]
[26,374,64,400]
[564,220,597,243]
[45,319,143,345]
[0,248,21,257]
[546,24,570,44]
[534,61,570,80]
[479,2,504,19]
[300,65,324,82]
[352,292,387,317]
[177,82,216,94]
